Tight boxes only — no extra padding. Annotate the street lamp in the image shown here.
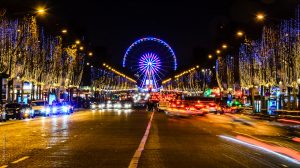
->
[36,7,46,15]
[256,13,265,21]
[222,44,228,49]
[208,54,213,59]
[236,31,244,37]
[61,29,68,34]
[75,40,80,45]
[79,46,84,51]
[216,50,221,54]
[88,52,93,56]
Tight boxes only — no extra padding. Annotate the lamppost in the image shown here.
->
[297,79,300,110]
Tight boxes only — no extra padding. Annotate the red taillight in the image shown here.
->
[195,104,204,108]
[180,104,185,108]
[171,104,176,107]
[209,103,216,107]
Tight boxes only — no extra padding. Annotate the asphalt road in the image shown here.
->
[0,109,299,168]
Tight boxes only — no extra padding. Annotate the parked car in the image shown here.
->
[31,100,50,117]
[0,104,6,122]
[4,103,32,120]
[21,104,34,118]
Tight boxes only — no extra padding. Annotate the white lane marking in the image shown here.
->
[129,112,154,168]
[0,165,8,168]
[222,154,248,168]
[11,156,30,164]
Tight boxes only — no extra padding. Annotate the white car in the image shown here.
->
[31,101,51,116]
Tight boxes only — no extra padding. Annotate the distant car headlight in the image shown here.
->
[99,104,105,108]
[42,107,51,114]
[114,103,121,109]
[124,104,132,108]
[52,107,57,113]
[62,106,69,112]
[107,103,112,108]
[91,104,96,109]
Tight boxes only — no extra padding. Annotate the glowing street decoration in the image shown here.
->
[138,53,161,89]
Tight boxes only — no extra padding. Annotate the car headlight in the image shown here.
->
[107,103,112,108]
[25,109,30,114]
[99,104,105,108]
[62,106,68,112]
[114,103,121,109]
[42,107,51,114]
[91,104,96,109]
[52,107,57,113]
[124,104,132,108]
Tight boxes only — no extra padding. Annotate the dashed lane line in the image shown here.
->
[0,165,8,168]
[128,112,154,168]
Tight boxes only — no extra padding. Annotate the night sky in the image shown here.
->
[1,0,299,71]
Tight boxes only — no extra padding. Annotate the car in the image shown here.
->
[133,100,147,108]
[4,103,32,120]
[113,101,122,109]
[0,105,6,122]
[122,101,133,109]
[62,101,75,113]
[165,100,191,117]
[90,101,100,110]
[31,100,51,117]
[220,105,232,113]
[157,100,169,112]
[21,104,34,118]
[51,102,72,115]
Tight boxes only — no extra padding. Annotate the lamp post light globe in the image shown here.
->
[222,44,228,49]
[256,13,265,21]
[36,7,46,15]
[237,31,244,37]
[61,29,68,34]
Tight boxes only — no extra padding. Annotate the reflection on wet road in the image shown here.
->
[0,109,299,168]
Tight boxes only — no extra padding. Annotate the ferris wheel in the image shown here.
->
[123,37,177,90]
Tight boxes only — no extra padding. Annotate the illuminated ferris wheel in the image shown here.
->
[123,37,177,90]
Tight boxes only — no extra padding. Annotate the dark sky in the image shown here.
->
[1,0,299,70]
